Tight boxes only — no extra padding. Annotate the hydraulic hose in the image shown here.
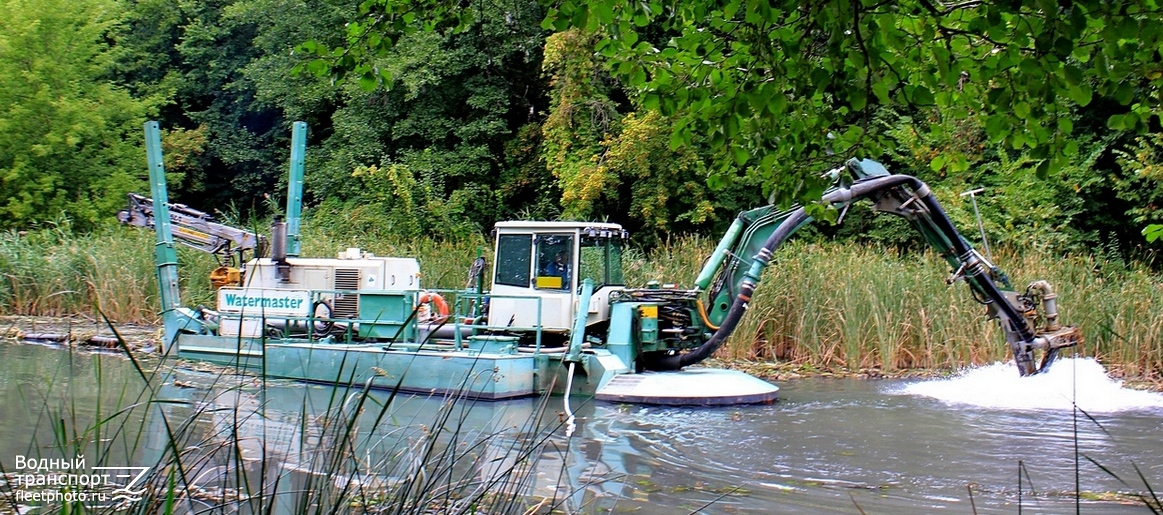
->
[647,206,810,371]
[646,173,1035,371]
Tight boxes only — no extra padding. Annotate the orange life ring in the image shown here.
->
[418,291,451,323]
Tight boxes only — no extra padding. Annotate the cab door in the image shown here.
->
[489,232,576,332]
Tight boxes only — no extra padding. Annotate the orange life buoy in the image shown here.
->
[417,291,451,323]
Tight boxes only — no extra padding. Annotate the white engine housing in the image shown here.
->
[218,249,421,337]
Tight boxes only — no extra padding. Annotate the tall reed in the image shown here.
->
[301,224,493,291]
[0,330,573,514]
[3,224,1162,380]
[629,237,1163,379]
[0,227,217,323]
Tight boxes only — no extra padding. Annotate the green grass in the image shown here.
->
[2,224,1162,381]
[0,226,216,323]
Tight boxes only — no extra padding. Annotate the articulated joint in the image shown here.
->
[914,183,932,198]
[741,247,773,288]
[736,279,758,305]
[1030,336,1051,350]
[958,249,987,277]
[832,187,854,204]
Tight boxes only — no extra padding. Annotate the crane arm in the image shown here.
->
[117,193,266,264]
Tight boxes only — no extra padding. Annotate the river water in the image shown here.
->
[2,340,1162,514]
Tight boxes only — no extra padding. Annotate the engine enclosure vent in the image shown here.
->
[332,268,361,318]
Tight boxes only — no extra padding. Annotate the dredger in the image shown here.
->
[122,121,1080,405]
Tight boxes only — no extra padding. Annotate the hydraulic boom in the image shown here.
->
[635,159,1080,376]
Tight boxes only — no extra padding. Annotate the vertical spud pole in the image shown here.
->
[144,121,182,352]
[285,121,307,257]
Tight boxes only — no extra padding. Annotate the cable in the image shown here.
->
[696,299,720,331]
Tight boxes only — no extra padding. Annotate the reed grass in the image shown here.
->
[300,224,494,291]
[3,224,1162,380]
[0,227,217,323]
[630,238,1163,380]
[0,329,575,514]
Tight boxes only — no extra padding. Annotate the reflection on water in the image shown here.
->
[1,343,1161,514]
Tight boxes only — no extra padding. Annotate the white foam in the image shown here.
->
[897,357,1163,413]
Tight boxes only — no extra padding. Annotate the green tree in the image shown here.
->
[310,1,1163,214]
[540,28,622,219]
[1115,133,1163,244]
[0,0,150,229]
[171,0,284,208]
[250,0,552,233]
[540,30,742,241]
[550,1,1162,206]
[113,0,297,214]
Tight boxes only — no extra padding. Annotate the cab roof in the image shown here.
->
[493,221,625,233]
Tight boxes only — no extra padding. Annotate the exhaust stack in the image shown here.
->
[271,217,290,281]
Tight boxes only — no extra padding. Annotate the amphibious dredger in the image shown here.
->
[123,121,1081,405]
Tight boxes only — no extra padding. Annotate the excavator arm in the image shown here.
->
[118,193,265,260]
[641,159,1080,376]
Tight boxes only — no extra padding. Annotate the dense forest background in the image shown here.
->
[3,0,1163,256]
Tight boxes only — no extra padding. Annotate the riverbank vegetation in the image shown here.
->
[3,0,1163,381]
[2,223,1161,383]
[1,0,1162,247]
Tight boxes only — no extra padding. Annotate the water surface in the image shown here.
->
[1,342,1160,514]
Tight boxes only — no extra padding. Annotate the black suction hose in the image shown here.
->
[648,205,811,371]
[910,182,1036,345]
[647,174,1034,371]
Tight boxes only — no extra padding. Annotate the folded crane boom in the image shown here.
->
[117,193,266,264]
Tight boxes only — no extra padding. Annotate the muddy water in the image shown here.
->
[1,340,1161,514]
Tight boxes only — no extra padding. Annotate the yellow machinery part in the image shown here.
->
[209,266,241,289]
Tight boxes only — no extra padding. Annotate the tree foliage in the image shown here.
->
[7,0,1163,258]
[1115,133,1163,243]
[550,0,1163,206]
[281,0,550,235]
[0,0,150,229]
[310,1,1163,211]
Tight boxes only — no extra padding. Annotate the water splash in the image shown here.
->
[897,357,1163,413]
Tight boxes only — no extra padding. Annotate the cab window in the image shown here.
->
[581,235,624,290]
[495,234,532,287]
[535,234,573,290]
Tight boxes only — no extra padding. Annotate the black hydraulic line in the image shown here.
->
[647,207,810,371]
[910,183,1037,347]
[646,174,1036,371]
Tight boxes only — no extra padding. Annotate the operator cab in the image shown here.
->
[489,221,628,337]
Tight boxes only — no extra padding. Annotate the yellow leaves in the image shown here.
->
[689,198,715,225]
[603,110,663,176]
[558,160,616,219]
[542,29,600,91]
[352,163,416,208]
[161,124,207,172]
[543,30,598,67]
[350,164,376,177]
[1114,133,1163,181]
[546,102,716,238]
[542,29,712,238]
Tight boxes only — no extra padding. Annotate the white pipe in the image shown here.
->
[564,361,576,437]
